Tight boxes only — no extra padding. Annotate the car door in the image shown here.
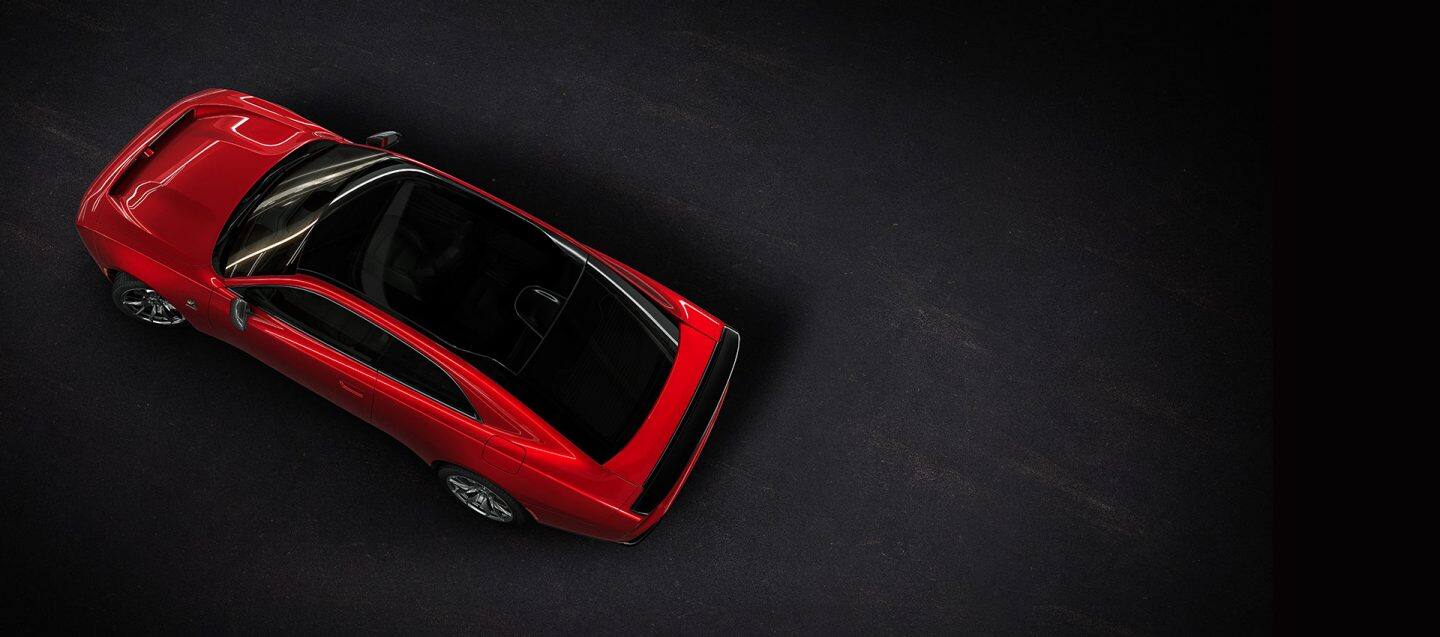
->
[219,284,383,420]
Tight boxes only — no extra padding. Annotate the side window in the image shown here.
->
[374,339,476,417]
[241,285,475,418]
[244,286,389,362]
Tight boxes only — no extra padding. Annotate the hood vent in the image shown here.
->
[108,109,195,198]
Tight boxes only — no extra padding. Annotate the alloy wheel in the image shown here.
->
[120,287,185,325]
[446,474,515,522]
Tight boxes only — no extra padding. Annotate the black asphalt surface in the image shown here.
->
[1,1,1272,633]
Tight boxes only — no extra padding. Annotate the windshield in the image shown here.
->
[218,143,392,277]
[218,142,680,463]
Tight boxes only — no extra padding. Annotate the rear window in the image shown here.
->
[496,264,678,462]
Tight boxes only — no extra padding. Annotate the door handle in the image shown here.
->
[338,378,366,398]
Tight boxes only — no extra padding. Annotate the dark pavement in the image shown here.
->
[1,1,1271,633]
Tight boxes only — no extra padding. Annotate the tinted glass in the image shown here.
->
[296,181,398,282]
[243,286,388,363]
[220,144,391,277]
[498,265,677,462]
[299,178,585,372]
[223,146,683,461]
[244,285,474,417]
[374,339,475,416]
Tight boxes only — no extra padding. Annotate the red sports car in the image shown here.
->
[75,89,739,544]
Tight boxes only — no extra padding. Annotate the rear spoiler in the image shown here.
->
[631,327,740,514]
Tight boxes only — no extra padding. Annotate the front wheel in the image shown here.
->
[111,273,186,326]
[438,465,529,526]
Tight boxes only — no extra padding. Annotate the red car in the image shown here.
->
[75,89,739,544]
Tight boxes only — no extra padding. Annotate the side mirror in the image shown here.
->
[230,297,251,332]
[364,131,402,149]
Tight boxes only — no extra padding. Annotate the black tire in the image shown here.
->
[437,465,529,526]
[110,273,187,327]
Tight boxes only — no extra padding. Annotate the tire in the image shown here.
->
[110,273,187,327]
[438,465,529,526]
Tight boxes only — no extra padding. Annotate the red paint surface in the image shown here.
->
[76,89,733,543]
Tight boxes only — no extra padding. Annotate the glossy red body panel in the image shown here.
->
[75,90,732,543]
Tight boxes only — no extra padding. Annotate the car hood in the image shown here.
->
[104,93,337,265]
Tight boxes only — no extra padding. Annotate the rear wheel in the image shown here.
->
[111,273,186,327]
[438,465,528,526]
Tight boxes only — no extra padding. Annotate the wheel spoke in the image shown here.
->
[447,475,513,522]
[119,286,186,325]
